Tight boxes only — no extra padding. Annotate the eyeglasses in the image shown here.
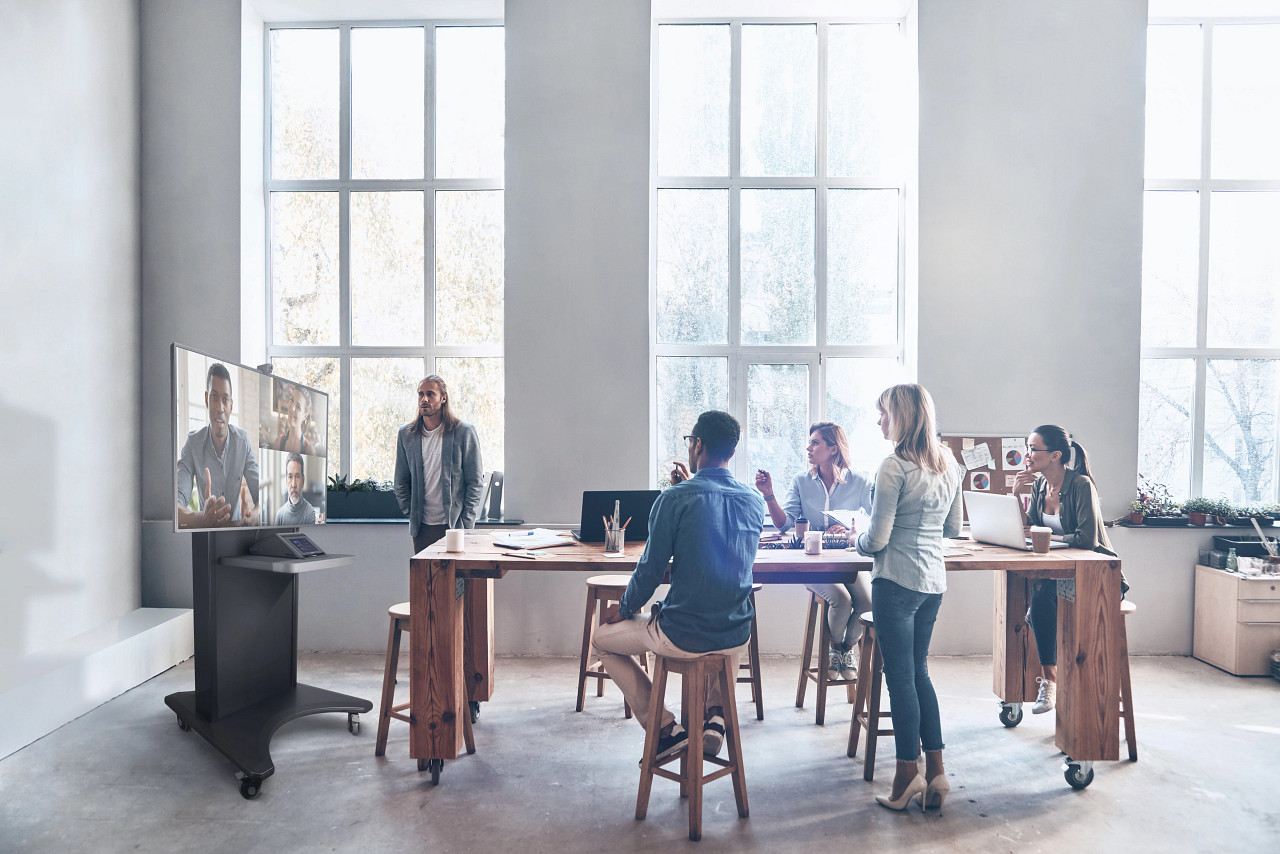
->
[1026,446,1050,453]
[683,435,698,444]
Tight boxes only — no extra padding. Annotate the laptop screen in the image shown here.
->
[576,490,662,543]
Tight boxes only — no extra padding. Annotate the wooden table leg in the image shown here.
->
[410,557,466,763]
[464,578,495,704]
[993,571,1041,704]
[1056,559,1121,762]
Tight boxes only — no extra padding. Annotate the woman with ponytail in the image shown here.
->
[1010,425,1118,715]
[856,384,963,812]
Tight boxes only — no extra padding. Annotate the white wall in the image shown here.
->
[918,0,1147,518]
[504,0,654,524]
[0,0,141,673]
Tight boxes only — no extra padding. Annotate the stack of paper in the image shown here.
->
[492,528,575,550]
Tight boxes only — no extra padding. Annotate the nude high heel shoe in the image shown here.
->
[875,774,926,811]
[925,775,950,812]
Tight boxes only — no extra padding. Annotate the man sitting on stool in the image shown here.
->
[593,410,765,757]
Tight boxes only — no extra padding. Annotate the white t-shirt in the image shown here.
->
[420,425,446,525]
[1042,512,1064,535]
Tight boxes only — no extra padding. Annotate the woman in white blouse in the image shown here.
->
[755,422,872,680]
[856,384,963,812]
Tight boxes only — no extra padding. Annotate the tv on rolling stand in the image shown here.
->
[166,344,368,800]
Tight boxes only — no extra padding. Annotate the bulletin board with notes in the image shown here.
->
[940,433,1033,518]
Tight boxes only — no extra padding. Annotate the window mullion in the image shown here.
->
[1191,356,1207,497]
[425,26,436,351]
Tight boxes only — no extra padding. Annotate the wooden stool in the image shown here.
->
[1119,599,1138,762]
[636,653,749,841]
[577,574,648,718]
[736,583,765,721]
[795,591,857,724]
[375,602,474,766]
[847,611,893,781]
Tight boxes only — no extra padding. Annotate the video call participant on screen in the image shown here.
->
[593,411,765,761]
[393,374,486,720]
[274,453,322,525]
[272,383,315,455]
[176,363,260,528]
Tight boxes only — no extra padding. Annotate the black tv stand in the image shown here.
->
[165,531,372,799]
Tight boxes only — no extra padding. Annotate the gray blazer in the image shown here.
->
[393,420,485,536]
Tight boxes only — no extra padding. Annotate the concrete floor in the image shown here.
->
[1,654,1277,853]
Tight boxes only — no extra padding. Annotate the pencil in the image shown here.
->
[621,516,632,530]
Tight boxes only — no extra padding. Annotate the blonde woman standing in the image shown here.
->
[856,384,963,812]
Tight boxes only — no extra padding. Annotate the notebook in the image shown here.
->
[572,490,662,543]
[964,491,1069,551]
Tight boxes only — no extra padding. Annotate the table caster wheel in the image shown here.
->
[239,776,263,799]
[1063,759,1094,790]
[176,714,191,732]
[998,702,1023,728]
[348,713,360,735]
[428,758,443,785]
[469,701,480,724]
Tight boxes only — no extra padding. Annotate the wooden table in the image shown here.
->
[409,533,1122,787]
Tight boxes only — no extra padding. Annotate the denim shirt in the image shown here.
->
[619,467,766,653]
[856,455,964,595]
[779,468,873,532]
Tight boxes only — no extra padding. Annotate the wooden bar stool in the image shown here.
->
[577,574,648,718]
[375,602,474,765]
[636,653,749,841]
[1119,599,1138,762]
[846,611,892,781]
[795,591,857,724]
[736,583,765,721]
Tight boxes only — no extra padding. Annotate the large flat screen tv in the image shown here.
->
[172,344,329,532]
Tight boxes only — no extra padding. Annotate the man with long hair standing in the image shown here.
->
[393,373,486,718]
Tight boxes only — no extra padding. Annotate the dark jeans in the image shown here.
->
[871,577,945,762]
[1028,580,1057,667]
[412,524,448,556]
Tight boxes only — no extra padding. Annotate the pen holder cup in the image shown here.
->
[604,527,625,555]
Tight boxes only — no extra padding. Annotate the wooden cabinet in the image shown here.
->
[1193,565,1280,676]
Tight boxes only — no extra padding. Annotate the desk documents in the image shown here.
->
[491,528,575,550]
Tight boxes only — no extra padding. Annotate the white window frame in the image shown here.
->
[264,19,504,479]
[649,12,917,483]
[1143,12,1280,502]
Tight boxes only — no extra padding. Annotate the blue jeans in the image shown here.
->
[871,577,945,761]
[1028,579,1058,666]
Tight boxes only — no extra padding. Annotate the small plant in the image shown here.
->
[327,475,390,493]
[1133,475,1177,517]
[1182,497,1217,514]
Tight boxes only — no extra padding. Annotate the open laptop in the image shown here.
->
[964,491,1069,551]
[572,490,662,543]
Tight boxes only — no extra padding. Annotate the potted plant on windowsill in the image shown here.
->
[326,475,402,520]
[1128,499,1146,526]
[1182,497,1217,527]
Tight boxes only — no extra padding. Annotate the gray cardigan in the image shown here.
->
[393,420,485,536]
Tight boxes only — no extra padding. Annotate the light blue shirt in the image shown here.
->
[779,469,873,532]
[856,455,964,595]
[619,467,766,653]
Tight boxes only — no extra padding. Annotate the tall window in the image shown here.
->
[1140,8,1280,504]
[266,23,505,481]
[652,16,913,485]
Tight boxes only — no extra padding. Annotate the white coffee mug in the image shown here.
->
[445,529,466,553]
[804,530,822,555]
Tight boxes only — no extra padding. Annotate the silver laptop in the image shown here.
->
[964,491,1069,551]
